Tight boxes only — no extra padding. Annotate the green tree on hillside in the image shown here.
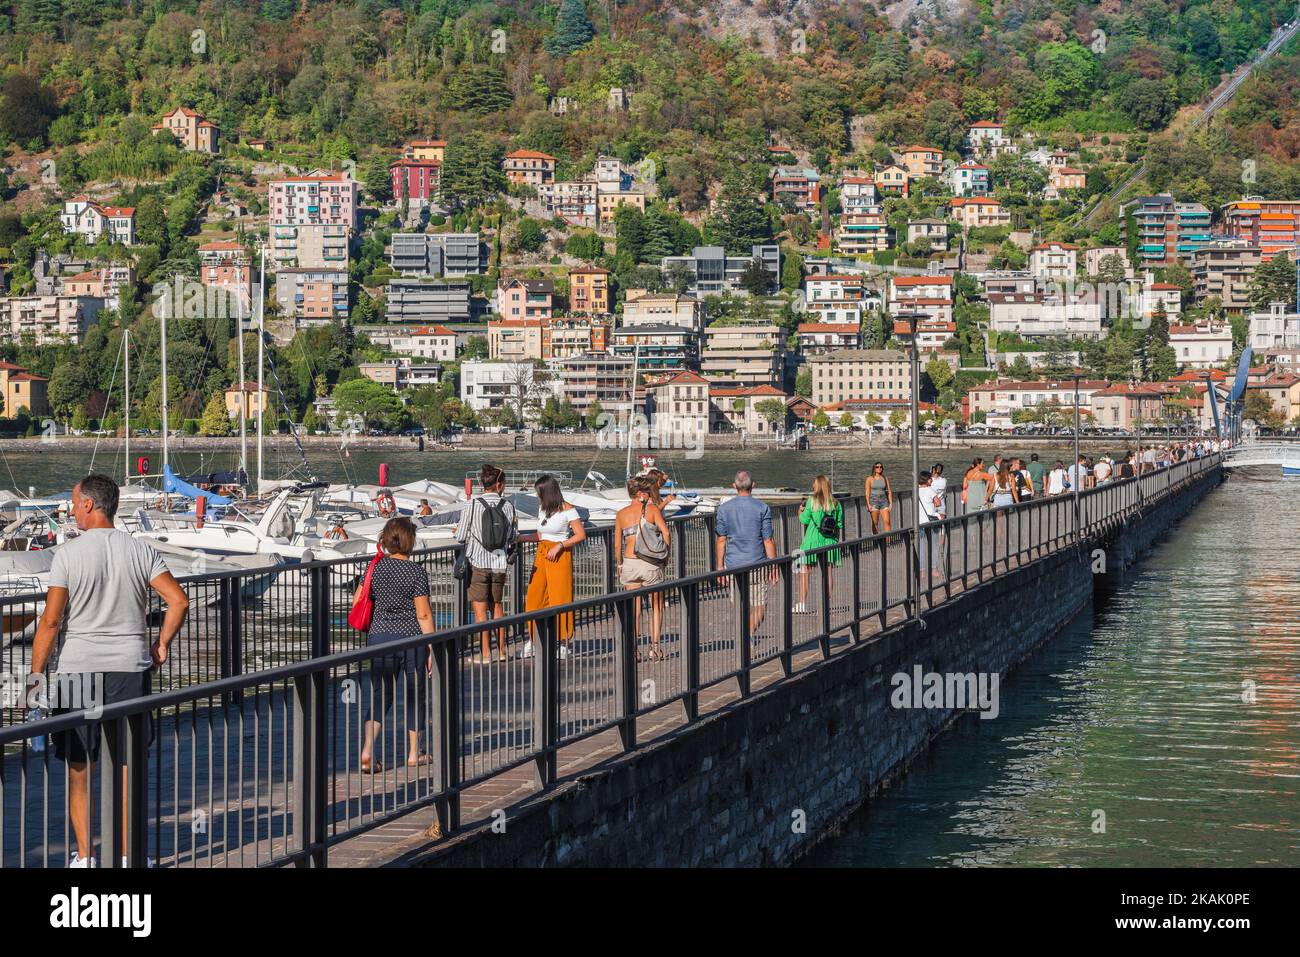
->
[199,392,232,436]
[1248,253,1297,309]
[544,0,595,57]
[441,131,506,209]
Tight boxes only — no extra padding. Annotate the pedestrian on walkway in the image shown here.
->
[865,462,893,533]
[962,457,992,512]
[1046,460,1070,496]
[795,474,842,614]
[615,475,671,661]
[31,474,191,869]
[991,463,1019,509]
[715,471,777,636]
[1026,453,1046,496]
[916,470,943,575]
[1067,454,1089,495]
[929,463,948,517]
[455,464,517,663]
[356,516,437,774]
[521,474,586,659]
[1011,457,1034,500]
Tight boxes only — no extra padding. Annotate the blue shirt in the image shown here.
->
[715,494,773,569]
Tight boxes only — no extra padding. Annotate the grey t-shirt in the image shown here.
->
[49,528,169,673]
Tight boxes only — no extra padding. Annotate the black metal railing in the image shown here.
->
[0,454,1221,868]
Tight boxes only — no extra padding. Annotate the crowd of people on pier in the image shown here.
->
[29,437,1224,857]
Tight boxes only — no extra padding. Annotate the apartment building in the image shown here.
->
[621,291,704,332]
[1248,301,1300,350]
[708,384,790,433]
[497,278,555,321]
[152,107,219,153]
[59,263,135,312]
[807,349,910,407]
[388,232,485,277]
[874,164,909,196]
[487,319,544,361]
[384,278,474,324]
[389,158,441,205]
[541,318,610,359]
[403,140,447,162]
[1245,373,1300,423]
[502,150,557,188]
[891,314,957,353]
[1127,194,1212,266]
[0,295,103,345]
[1220,199,1300,258]
[1029,242,1078,281]
[359,358,444,392]
[899,146,943,181]
[948,197,1010,229]
[196,240,253,309]
[610,324,699,373]
[987,291,1104,339]
[888,275,954,324]
[597,189,646,224]
[273,268,349,324]
[538,180,598,223]
[797,322,861,355]
[966,379,1109,422]
[355,325,457,362]
[1083,246,1132,277]
[1089,384,1168,430]
[551,353,634,417]
[568,266,611,315]
[835,210,889,254]
[699,324,786,388]
[838,175,878,214]
[907,219,949,252]
[965,121,1014,156]
[772,166,821,210]
[804,274,867,325]
[459,360,559,415]
[1139,280,1184,320]
[1169,322,1233,369]
[1044,166,1086,199]
[660,245,781,297]
[1191,241,1262,314]
[268,171,359,229]
[949,161,990,197]
[643,371,710,436]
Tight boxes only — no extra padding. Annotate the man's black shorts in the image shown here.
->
[53,671,154,764]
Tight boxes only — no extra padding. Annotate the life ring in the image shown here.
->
[325,524,349,541]
[376,491,396,517]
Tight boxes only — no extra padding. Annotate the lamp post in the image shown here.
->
[1071,373,1081,537]
[908,315,922,623]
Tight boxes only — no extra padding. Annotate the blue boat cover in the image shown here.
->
[163,464,234,506]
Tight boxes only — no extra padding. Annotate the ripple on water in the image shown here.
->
[804,477,1300,868]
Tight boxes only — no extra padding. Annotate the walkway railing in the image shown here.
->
[0,454,1221,868]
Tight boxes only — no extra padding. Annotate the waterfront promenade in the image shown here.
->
[0,455,1222,868]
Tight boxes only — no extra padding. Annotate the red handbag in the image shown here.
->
[347,548,383,632]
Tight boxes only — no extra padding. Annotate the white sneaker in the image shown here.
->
[69,852,95,868]
[122,855,156,868]
[520,640,534,659]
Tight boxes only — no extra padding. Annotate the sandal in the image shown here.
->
[360,757,383,774]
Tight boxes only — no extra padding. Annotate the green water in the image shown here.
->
[802,470,1300,867]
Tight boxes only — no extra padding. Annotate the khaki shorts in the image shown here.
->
[730,568,769,606]
[619,556,666,587]
[467,566,507,604]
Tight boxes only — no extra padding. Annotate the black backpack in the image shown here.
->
[478,497,511,552]
[816,501,840,540]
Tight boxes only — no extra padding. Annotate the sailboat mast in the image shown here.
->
[237,262,247,487]
[256,244,265,494]
[161,282,169,496]
[123,328,130,487]
[625,340,640,479]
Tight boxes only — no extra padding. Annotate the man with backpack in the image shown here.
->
[614,475,672,661]
[456,464,517,663]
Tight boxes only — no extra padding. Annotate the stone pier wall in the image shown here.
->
[405,465,1222,868]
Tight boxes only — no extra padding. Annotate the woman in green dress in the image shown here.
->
[794,474,843,614]
[962,458,992,513]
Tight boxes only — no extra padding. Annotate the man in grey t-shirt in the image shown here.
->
[30,474,190,868]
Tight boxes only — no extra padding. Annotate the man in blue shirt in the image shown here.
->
[714,470,776,634]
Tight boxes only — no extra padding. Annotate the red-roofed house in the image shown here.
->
[708,384,790,433]
[948,197,1010,229]
[798,322,861,354]
[1089,383,1167,430]
[404,140,447,163]
[60,199,136,245]
[888,275,954,323]
[0,362,50,416]
[899,146,943,181]
[804,274,867,324]
[1046,166,1086,198]
[1029,242,1079,281]
[949,161,990,197]
[503,150,557,187]
[644,370,711,436]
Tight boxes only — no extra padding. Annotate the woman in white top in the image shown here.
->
[519,474,586,657]
[1046,461,1069,496]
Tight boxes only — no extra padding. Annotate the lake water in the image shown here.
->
[801,469,1300,867]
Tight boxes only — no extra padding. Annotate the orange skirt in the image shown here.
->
[525,545,574,640]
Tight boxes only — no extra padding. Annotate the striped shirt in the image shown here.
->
[455,494,517,571]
